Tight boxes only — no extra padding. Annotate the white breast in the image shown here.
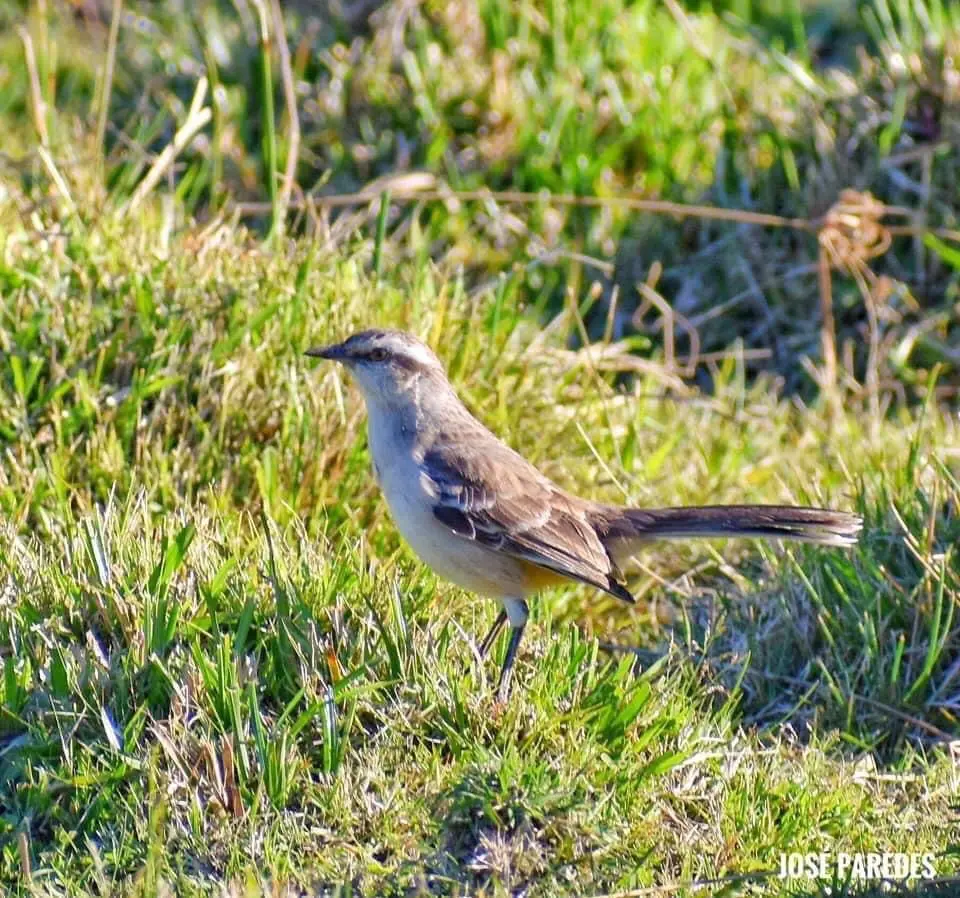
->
[364,401,526,599]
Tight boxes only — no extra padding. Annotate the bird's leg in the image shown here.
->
[496,624,526,701]
[495,598,529,701]
[478,609,507,658]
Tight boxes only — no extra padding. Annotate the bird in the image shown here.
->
[307,328,862,700]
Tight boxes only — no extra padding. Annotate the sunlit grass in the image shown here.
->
[1,0,959,894]
[0,210,957,893]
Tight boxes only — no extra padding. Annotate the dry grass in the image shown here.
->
[0,0,959,894]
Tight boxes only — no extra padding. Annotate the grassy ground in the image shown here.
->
[1,0,960,895]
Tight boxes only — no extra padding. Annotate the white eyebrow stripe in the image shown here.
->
[400,341,441,369]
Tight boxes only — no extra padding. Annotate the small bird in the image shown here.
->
[307,329,862,700]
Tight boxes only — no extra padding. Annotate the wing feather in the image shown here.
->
[421,435,634,603]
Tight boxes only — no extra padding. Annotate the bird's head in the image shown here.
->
[306,329,447,406]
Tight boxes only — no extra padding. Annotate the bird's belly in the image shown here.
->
[377,460,528,598]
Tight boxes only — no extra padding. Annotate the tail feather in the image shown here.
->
[596,504,862,556]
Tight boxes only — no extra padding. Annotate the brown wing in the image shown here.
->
[421,427,634,603]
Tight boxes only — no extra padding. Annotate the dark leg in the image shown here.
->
[478,609,507,658]
[496,622,527,702]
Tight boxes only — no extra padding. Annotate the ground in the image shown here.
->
[0,0,959,895]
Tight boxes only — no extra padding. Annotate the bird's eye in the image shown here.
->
[368,347,388,362]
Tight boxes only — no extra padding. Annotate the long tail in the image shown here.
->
[596,504,862,556]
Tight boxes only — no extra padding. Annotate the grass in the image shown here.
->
[1,0,959,895]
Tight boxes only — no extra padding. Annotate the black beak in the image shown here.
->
[305,342,347,361]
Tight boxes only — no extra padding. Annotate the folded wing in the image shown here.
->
[421,433,634,603]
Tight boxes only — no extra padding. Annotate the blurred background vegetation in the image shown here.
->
[2,0,959,396]
[2,1,960,893]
